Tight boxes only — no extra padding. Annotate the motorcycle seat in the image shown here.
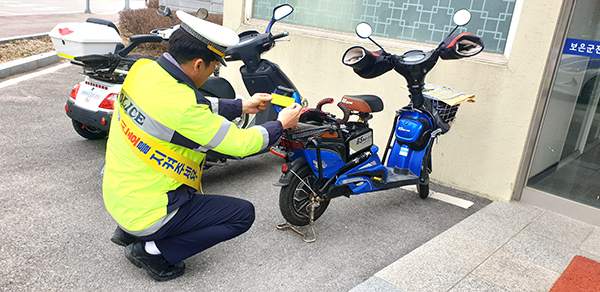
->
[340,94,383,113]
[198,76,236,99]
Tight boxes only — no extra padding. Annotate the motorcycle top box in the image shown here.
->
[49,22,122,60]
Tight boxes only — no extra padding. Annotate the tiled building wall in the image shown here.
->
[252,0,516,54]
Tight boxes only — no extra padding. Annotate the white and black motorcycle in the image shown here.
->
[53,6,247,140]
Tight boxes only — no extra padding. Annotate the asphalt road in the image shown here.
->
[0,63,491,291]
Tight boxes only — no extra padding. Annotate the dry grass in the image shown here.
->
[118,8,223,57]
[0,36,54,63]
[0,5,224,64]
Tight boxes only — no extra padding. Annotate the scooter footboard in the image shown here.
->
[386,141,429,178]
[386,110,433,177]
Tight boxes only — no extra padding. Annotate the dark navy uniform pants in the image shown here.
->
[137,194,255,265]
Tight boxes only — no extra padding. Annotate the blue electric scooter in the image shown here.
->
[272,9,484,241]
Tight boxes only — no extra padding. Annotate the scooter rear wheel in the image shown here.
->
[233,113,250,129]
[279,164,330,226]
[72,120,108,140]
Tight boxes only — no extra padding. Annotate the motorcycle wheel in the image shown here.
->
[72,120,108,140]
[417,147,431,199]
[417,171,429,199]
[279,164,330,226]
[233,113,250,129]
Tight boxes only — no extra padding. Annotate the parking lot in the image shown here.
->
[0,63,491,291]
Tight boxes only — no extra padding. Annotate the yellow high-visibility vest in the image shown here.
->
[102,57,272,232]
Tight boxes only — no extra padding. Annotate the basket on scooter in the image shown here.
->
[430,99,460,124]
[422,83,474,125]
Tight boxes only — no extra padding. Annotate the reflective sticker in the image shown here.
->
[400,145,409,157]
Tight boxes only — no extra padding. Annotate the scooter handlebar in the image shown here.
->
[335,102,350,125]
[316,97,334,111]
[272,32,289,40]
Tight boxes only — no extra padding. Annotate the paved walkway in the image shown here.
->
[351,201,600,291]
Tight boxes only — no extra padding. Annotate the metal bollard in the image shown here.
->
[85,0,91,13]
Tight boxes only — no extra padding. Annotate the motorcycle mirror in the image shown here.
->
[157,5,175,26]
[267,4,293,32]
[355,22,387,53]
[273,4,293,21]
[355,22,372,39]
[157,5,172,17]
[453,9,471,26]
[196,8,209,20]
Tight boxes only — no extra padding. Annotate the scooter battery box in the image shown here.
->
[49,22,122,60]
[345,124,373,158]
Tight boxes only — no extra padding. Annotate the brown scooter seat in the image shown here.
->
[340,94,384,113]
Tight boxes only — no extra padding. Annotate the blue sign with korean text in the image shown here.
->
[564,38,600,59]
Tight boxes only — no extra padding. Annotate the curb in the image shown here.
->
[0,33,61,79]
[0,33,49,44]
[0,51,60,79]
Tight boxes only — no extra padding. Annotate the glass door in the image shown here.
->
[524,0,600,220]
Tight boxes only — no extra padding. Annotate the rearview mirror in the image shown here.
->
[453,9,471,26]
[273,4,293,21]
[356,22,372,39]
[196,8,209,20]
[157,5,172,17]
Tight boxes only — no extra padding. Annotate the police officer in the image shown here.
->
[102,10,302,281]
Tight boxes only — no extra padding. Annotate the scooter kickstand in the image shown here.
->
[276,221,316,243]
[276,202,317,243]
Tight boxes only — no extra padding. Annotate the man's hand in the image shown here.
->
[277,103,302,129]
[242,93,272,114]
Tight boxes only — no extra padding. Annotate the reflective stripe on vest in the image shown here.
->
[118,90,234,154]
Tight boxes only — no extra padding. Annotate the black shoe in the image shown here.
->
[111,227,136,247]
[124,241,185,282]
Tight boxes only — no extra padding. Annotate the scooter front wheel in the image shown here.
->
[417,146,431,199]
[279,164,330,226]
[417,177,429,199]
[72,120,108,140]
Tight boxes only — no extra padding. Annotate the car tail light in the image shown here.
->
[280,137,304,150]
[99,93,118,110]
[70,83,81,100]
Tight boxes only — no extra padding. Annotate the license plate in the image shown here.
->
[75,86,105,110]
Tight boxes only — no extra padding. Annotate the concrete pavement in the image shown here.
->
[351,201,600,292]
